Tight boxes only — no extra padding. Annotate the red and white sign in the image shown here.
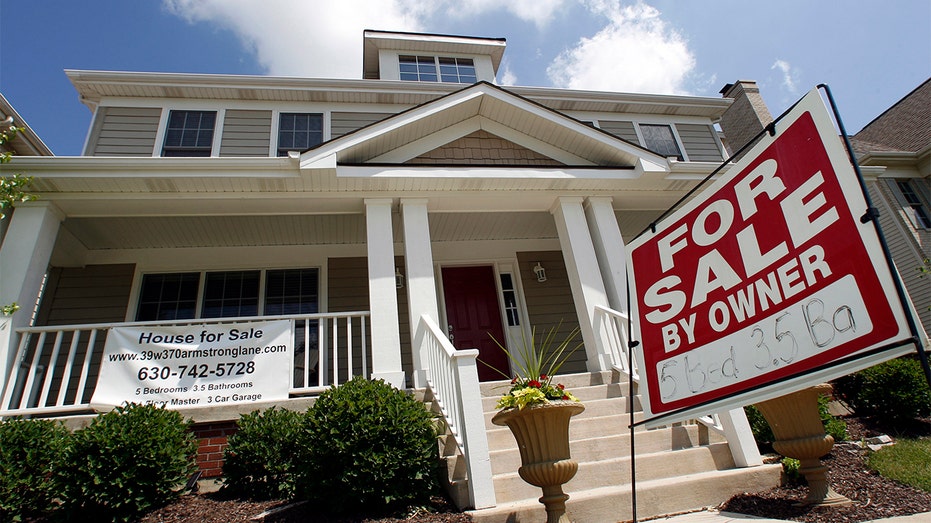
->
[628,89,918,426]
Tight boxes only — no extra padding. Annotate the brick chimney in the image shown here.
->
[718,80,773,158]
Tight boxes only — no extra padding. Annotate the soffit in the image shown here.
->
[62,211,559,250]
[65,70,729,118]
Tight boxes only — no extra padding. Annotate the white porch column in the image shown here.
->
[0,202,64,384]
[400,199,438,389]
[364,199,405,388]
[551,197,613,372]
[584,197,629,313]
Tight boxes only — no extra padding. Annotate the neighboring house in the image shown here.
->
[1,31,785,519]
[850,79,931,341]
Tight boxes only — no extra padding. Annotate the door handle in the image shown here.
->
[448,324,454,342]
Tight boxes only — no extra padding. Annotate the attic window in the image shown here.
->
[278,113,323,156]
[399,55,476,83]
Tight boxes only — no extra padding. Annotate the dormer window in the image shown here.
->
[399,55,476,84]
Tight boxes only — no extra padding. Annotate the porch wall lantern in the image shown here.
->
[532,262,547,283]
[395,267,405,289]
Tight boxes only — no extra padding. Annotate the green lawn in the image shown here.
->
[867,438,931,492]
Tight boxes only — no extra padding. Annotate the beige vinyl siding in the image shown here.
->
[677,123,724,162]
[331,112,393,139]
[515,251,586,375]
[219,109,272,157]
[31,264,135,408]
[327,257,413,385]
[869,181,931,337]
[598,120,639,145]
[85,107,161,156]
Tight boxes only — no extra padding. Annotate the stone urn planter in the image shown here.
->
[754,384,851,506]
[492,400,585,523]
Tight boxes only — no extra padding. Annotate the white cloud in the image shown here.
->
[162,0,569,78]
[546,1,695,95]
[163,0,430,78]
[455,0,569,28]
[771,59,799,94]
[499,62,519,86]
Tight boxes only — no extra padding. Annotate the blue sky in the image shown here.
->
[1,0,928,156]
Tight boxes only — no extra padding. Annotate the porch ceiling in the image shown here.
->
[61,209,664,251]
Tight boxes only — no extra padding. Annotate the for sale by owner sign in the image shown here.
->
[628,88,919,426]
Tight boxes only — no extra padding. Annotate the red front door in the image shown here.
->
[442,266,509,382]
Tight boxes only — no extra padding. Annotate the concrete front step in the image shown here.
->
[492,442,736,504]
[488,424,723,475]
[468,463,783,523]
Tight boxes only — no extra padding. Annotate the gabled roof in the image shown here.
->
[300,82,669,174]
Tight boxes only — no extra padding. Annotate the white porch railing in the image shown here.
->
[593,304,762,467]
[0,312,370,418]
[418,315,495,510]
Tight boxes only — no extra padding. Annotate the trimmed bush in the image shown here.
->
[834,357,931,424]
[296,377,439,515]
[222,407,305,499]
[58,403,198,522]
[0,418,70,521]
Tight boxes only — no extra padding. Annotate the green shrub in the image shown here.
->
[834,357,931,424]
[295,377,439,515]
[222,407,305,499]
[58,403,198,522]
[0,418,70,521]
[818,394,848,442]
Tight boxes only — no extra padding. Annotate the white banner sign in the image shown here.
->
[92,320,292,409]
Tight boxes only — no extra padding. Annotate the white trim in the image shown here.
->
[211,108,226,158]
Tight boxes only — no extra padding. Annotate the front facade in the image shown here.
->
[1,30,781,514]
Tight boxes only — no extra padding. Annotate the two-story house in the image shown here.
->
[1,30,785,521]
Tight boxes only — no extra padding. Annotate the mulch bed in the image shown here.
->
[136,494,472,523]
[137,415,930,523]
[719,416,931,522]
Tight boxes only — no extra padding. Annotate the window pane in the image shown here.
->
[265,268,319,316]
[640,124,682,160]
[136,273,200,321]
[202,271,260,319]
[277,113,323,155]
[162,110,216,157]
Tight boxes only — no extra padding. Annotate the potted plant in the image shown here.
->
[487,324,585,523]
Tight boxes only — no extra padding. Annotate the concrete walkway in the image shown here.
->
[650,509,931,523]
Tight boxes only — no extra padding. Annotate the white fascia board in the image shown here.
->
[336,165,639,180]
[8,156,299,178]
[300,152,338,170]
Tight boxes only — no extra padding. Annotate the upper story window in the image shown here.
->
[639,124,683,160]
[278,113,323,156]
[399,55,476,83]
[895,179,931,229]
[161,110,216,157]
